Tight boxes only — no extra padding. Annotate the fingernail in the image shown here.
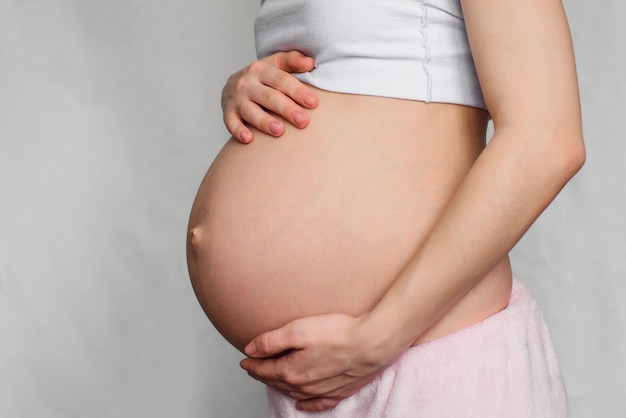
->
[269,121,282,136]
[245,342,257,356]
[240,131,252,143]
[303,94,316,107]
[294,112,306,127]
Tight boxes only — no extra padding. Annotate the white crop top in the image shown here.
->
[255,0,486,110]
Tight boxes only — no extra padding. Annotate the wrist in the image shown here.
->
[353,309,411,368]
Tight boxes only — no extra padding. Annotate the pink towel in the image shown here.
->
[266,278,567,417]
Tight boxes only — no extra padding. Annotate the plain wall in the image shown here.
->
[0,0,624,417]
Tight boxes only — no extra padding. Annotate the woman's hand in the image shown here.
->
[240,313,401,412]
[222,51,319,143]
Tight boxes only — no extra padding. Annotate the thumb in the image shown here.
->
[272,51,315,73]
[244,323,304,358]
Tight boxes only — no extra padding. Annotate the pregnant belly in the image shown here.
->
[187,90,510,352]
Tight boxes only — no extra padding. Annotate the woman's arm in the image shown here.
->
[221,51,318,143]
[359,0,586,357]
[240,0,585,411]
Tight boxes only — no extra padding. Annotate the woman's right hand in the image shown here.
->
[222,51,319,144]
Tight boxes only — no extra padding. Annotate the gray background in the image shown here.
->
[0,0,623,417]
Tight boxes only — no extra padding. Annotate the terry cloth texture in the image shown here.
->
[266,278,567,418]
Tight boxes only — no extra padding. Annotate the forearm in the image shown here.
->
[361,126,585,357]
[360,0,586,359]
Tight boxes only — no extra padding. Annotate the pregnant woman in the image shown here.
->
[187,0,585,416]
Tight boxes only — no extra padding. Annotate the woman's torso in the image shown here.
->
[186,1,512,353]
[188,89,512,352]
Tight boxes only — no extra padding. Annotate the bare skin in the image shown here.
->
[221,51,319,143]
[189,0,585,412]
[188,88,512,349]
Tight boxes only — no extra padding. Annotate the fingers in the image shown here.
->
[223,64,317,142]
[221,51,320,143]
[244,323,306,358]
[271,50,316,74]
[222,82,288,142]
[240,357,285,384]
[241,351,362,399]
[273,51,319,107]
[223,111,255,144]
[296,397,341,412]
[243,81,310,130]
[225,100,285,141]
[291,377,374,412]
[256,368,353,398]
[255,59,319,111]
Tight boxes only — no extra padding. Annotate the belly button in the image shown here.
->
[188,226,205,252]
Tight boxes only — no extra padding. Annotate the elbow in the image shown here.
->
[559,132,586,179]
[508,122,586,188]
[547,130,586,185]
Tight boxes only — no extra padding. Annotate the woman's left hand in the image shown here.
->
[240,313,398,412]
